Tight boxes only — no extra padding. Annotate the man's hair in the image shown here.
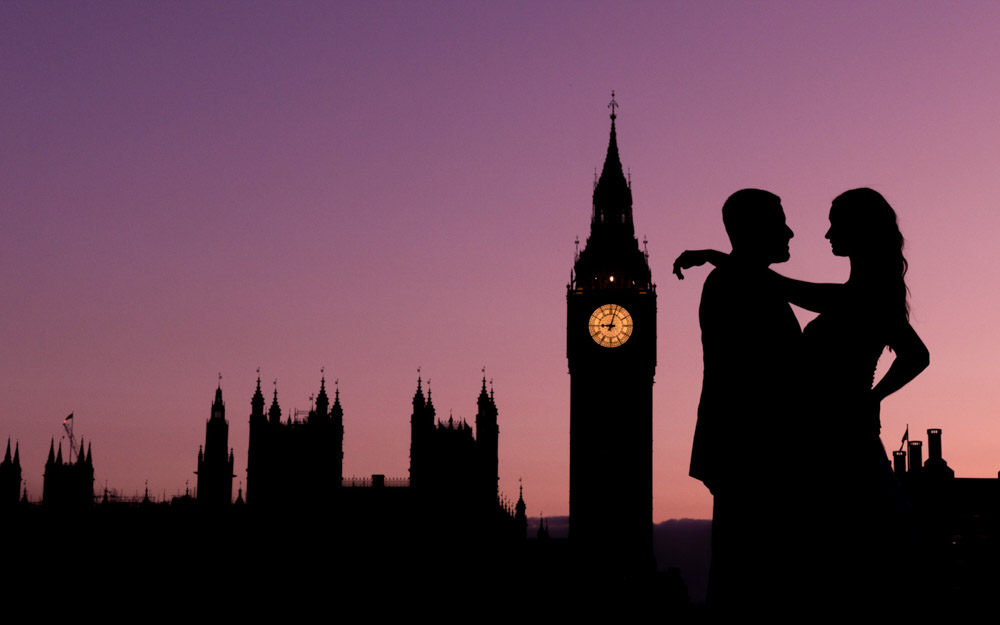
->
[721,189,781,246]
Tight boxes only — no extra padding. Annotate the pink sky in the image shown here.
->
[3,2,1000,521]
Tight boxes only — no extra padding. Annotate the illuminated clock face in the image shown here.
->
[589,304,633,348]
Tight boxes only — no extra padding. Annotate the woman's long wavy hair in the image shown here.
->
[832,188,910,321]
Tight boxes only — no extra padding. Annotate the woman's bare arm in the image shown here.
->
[673,248,844,312]
[873,321,930,403]
[764,273,844,314]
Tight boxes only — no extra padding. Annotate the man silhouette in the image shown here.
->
[677,189,801,611]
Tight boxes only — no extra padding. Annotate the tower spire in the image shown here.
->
[591,91,633,236]
[268,381,281,424]
[314,368,330,422]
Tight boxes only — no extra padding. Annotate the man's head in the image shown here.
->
[721,189,793,265]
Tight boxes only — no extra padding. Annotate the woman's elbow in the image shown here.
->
[913,345,930,373]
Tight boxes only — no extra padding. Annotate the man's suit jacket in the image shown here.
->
[689,263,802,493]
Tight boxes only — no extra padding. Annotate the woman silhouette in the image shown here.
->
[675,188,929,608]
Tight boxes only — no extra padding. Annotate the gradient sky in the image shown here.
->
[3,1,1000,521]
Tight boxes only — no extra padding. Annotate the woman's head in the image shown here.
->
[826,188,909,318]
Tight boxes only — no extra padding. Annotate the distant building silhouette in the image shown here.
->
[246,374,343,507]
[567,94,656,573]
[195,381,235,506]
[409,375,499,518]
[0,438,21,508]
[42,438,93,508]
[889,428,999,606]
[242,370,520,536]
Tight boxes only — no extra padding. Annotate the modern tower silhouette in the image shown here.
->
[567,94,656,574]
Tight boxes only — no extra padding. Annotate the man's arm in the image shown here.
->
[690,269,743,490]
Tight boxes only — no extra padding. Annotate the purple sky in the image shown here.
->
[4,2,1000,520]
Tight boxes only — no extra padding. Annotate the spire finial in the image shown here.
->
[608,90,618,121]
[218,372,222,388]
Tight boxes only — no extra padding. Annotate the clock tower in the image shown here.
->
[567,94,656,574]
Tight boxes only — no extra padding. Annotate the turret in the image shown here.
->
[268,386,282,425]
[475,374,499,503]
[331,382,344,487]
[409,374,433,487]
[0,438,22,507]
[250,375,265,423]
[197,378,234,506]
[247,373,271,505]
[312,373,330,424]
[514,480,528,539]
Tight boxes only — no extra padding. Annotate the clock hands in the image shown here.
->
[589,304,631,347]
[603,305,618,332]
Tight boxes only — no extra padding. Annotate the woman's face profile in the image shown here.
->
[825,203,853,258]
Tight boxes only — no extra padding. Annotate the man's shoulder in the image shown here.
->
[701,265,749,302]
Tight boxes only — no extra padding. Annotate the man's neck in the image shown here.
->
[729,249,771,271]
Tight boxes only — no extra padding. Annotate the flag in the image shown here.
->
[898,424,909,452]
[64,413,73,422]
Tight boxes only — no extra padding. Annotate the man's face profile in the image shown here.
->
[760,202,793,265]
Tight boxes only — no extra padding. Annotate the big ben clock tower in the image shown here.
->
[567,94,656,574]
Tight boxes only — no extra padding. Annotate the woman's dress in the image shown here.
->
[801,297,907,605]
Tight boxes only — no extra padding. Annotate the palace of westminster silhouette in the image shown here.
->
[2,98,654,578]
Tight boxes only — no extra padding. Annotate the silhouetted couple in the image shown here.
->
[675,188,929,614]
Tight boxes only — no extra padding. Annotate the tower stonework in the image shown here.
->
[567,96,656,574]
